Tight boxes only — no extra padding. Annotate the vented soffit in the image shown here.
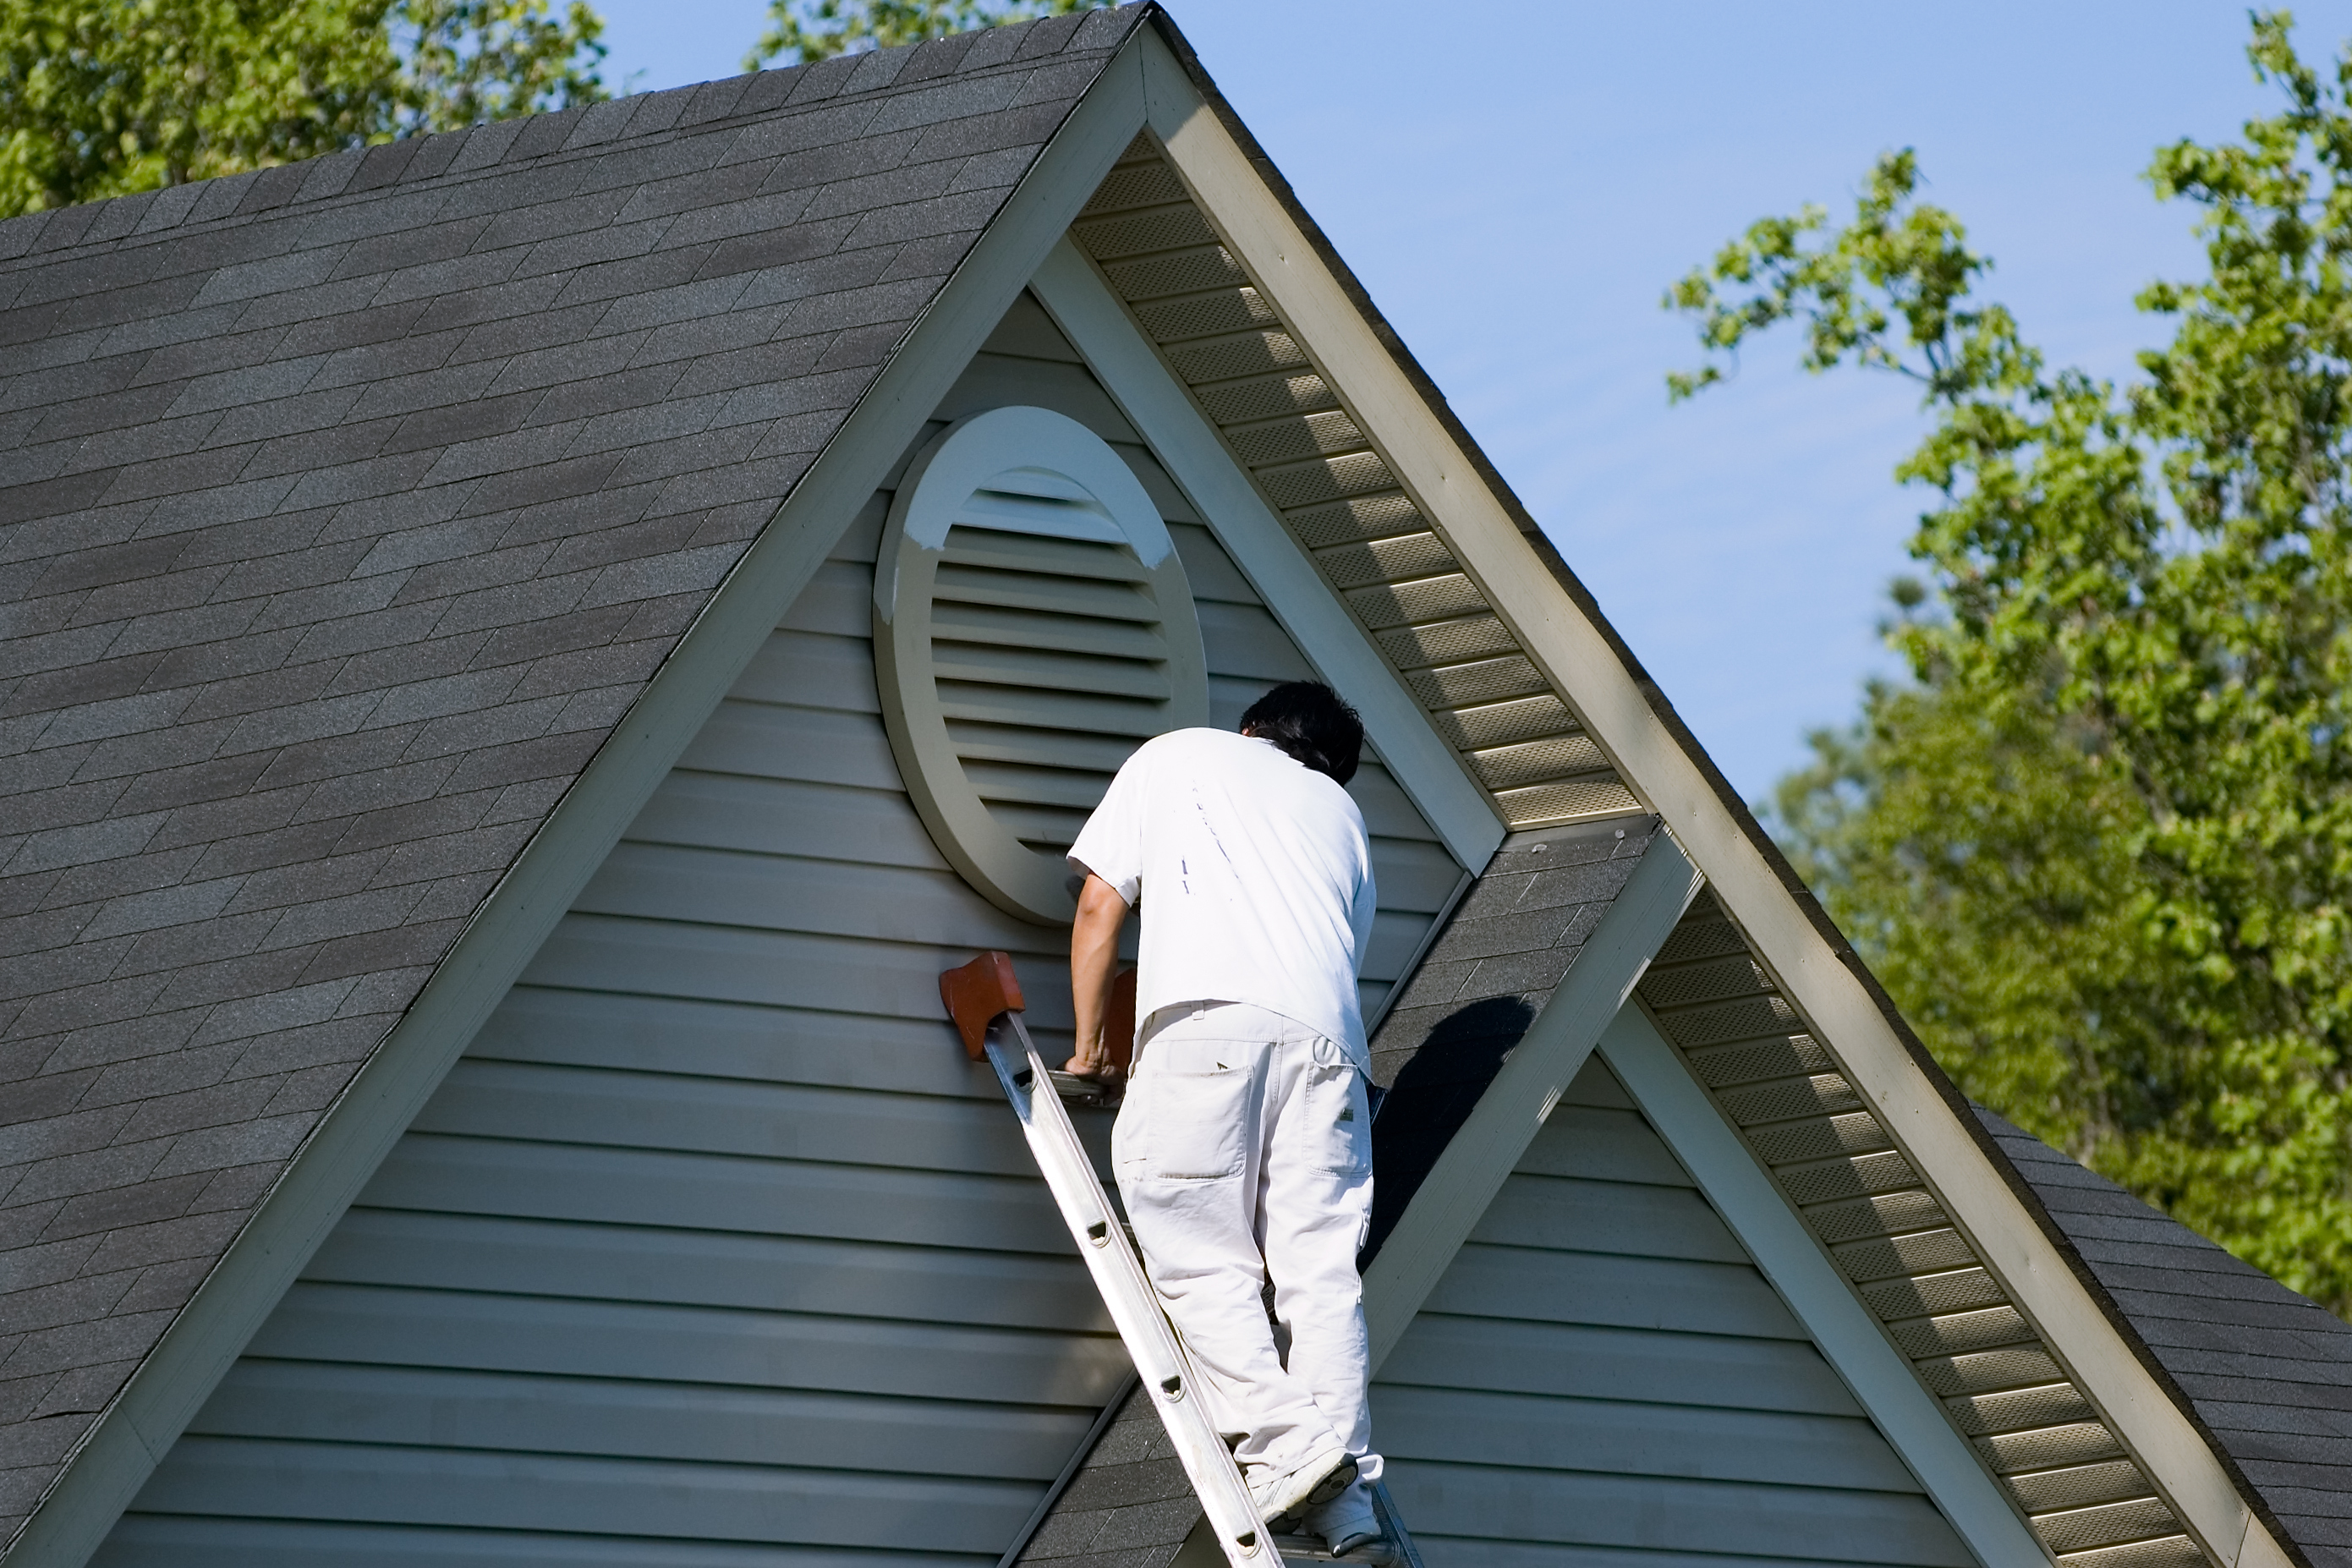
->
[1064,134,1643,836]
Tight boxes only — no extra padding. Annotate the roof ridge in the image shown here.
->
[0,4,1139,270]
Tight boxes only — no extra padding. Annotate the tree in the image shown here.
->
[1671,13,2352,1313]
[0,0,606,217]
[746,0,1104,71]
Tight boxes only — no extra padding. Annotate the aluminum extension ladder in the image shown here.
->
[940,952,1423,1568]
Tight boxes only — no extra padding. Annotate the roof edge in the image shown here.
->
[1023,233,1505,872]
[1359,827,1702,1366]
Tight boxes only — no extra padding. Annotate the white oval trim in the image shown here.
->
[874,406,1209,924]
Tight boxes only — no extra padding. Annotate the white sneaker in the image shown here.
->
[1248,1446,1356,1529]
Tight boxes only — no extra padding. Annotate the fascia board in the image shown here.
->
[1600,1003,2048,1566]
[1359,834,1702,1369]
[1028,237,1502,871]
[2238,1514,2300,1568]
[6,48,1154,1568]
[1131,30,2282,1568]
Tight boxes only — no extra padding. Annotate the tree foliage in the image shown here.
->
[0,0,606,216]
[746,0,1103,71]
[1673,11,2352,1313]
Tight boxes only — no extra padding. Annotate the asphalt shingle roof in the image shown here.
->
[0,4,1145,1546]
[1980,1110,2352,1566]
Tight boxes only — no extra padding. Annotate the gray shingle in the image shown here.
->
[680,74,758,127]
[143,1114,314,1180]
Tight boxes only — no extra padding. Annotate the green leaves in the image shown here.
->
[743,0,1103,71]
[1665,151,2037,405]
[395,0,607,133]
[0,0,606,217]
[1684,10,2352,1312]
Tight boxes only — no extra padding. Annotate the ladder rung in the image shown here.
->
[1049,1068,1122,1108]
[1270,1478,1424,1568]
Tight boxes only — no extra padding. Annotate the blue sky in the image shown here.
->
[585,1,2352,801]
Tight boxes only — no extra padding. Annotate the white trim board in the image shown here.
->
[1028,238,1502,873]
[8,44,1160,1568]
[1127,27,2283,1568]
[1599,1004,2046,1566]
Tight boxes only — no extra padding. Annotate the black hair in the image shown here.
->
[1239,681,1364,786]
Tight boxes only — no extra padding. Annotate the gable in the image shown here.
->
[1055,31,2315,1568]
[88,281,1473,1565]
[1377,1055,1975,1565]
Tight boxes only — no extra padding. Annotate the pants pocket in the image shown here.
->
[1306,1055,1371,1176]
[1122,1040,1254,1181]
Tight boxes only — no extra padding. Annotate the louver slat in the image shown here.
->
[1070,138,1643,830]
[934,636,1172,700]
[933,561,1160,622]
[962,760,1126,812]
[1633,892,2211,1566]
[931,603,1169,662]
[983,801,1093,853]
[936,686,1167,738]
[942,530,1151,583]
[934,521,1175,850]
[941,724,1141,774]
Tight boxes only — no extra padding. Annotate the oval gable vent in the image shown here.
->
[876,405,1209,924]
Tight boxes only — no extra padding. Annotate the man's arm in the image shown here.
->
[1066,873,1128,1080]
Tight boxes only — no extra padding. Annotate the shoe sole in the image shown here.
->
[1263,1453,1357,1532]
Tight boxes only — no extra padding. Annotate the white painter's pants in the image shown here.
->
[1112,1001,1381,1489]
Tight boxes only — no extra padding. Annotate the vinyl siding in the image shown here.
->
[1373,1057,1980,1568]
[95,301,1464,1567]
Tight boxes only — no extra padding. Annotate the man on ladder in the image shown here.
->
[1062,681,1389,1560]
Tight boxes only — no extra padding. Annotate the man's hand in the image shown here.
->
[1066,872,1128,1082]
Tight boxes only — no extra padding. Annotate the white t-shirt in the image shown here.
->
[1068,727,1378,1068]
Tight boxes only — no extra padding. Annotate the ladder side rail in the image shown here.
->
[1367,1479,1423,1568]
[982,1012,1268,1568]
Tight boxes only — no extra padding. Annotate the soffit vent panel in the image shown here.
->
[1068,138,1640,833]
[875,404,1209,925]
[1636,892,2213,1568]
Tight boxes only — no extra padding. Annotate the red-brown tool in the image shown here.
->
[939,951,1137,1079]
[940,951,1022,1060]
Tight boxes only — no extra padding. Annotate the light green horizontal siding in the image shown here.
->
[99,304,1463,1566]
[1375,1059,1978,1568]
